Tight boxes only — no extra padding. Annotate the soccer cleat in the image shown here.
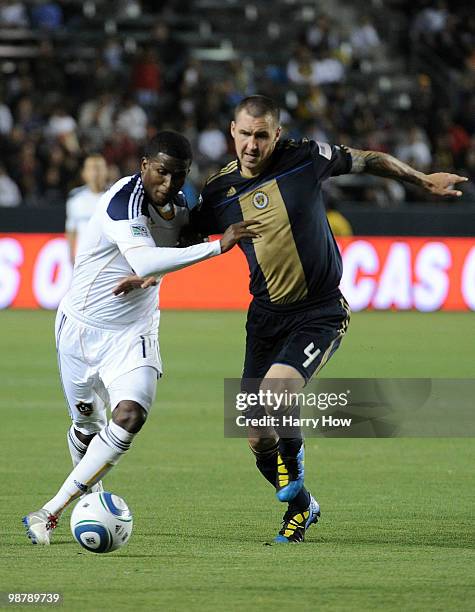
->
[274,495,320,543]
[275,445,305,502]
[22,509,59,545]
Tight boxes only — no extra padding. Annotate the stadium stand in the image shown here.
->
[0,0,473,226]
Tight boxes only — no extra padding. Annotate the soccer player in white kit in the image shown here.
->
[65,154,108,263]
[23,131,259,545]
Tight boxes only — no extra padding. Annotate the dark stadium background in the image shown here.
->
[0,0,474,232]
[0,2,473,611]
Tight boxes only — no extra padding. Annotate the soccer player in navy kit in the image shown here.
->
[114,99,467,543]
[192,96,467,543]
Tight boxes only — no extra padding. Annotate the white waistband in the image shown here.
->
[59,301,159,332]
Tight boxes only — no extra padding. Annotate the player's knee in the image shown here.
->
[259,379,288,416]
[112,401,147,433]
[73,417,107,439]
[248,436,278,454]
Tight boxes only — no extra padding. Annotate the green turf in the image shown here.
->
[0,310,473,611]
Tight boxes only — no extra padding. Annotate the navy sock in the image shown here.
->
[251,441,279,486]
[289,486,311,512]
[278,436,302,460]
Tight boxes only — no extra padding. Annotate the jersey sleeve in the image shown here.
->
[308,141,352,181]
[102,175,156,254]
[190,193,224,237]
[103,212,156,255]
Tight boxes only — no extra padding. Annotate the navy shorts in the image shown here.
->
[242,296,350,384]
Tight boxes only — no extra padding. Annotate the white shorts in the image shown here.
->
[55,309,162,434]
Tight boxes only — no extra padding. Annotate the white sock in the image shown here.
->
[67,425,87,467]
[44,421,135,516]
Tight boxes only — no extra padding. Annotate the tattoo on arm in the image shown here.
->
[347,147,430,188]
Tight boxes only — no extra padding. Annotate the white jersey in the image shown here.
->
[61,174,195,330]
[65,186,105,255]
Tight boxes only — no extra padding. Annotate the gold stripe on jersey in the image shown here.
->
[205,161,238,185]
[238,180,308,304]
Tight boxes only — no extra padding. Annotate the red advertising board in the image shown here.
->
[0,233,474,311]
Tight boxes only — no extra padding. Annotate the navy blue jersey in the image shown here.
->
[194,139,352,311]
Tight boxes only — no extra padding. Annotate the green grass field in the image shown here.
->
[0,310,474,611]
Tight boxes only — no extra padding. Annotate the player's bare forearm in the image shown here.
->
[347,147,468,197]
[348,148,426,185]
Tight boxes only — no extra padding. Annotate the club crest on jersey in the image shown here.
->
[75,401,93,416]
[130,224,150,237]
[252,191,269,210]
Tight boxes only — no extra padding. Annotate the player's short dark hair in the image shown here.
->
[144,131,193,161]
[234,95,280,124]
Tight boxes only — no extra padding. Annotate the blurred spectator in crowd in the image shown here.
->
[79,93,117,148]
[33,40,65,97]
[0,97,13,135]
[131,47,162,109]
[47,105,76,138]
[395,126,432,172]
[103,38,125,73]
[295,86,328,122]
[41,165,65,207]
[287,45,345,86]
[197,121,228,162]
[151,20,187,93]
[0,1,29,27]
[179,58,204,119]
[411,1,449,42]
[305,14,339,54]
[102,131,138,169]
[0,164,22,207]
[15,96,43,135]
[30,1,63,30]
[117,0,142,20]
[13,141,42,206]
[115,95,148,141]
[432,133,454,172]
[47,107,80,154]
[350,15,381,59]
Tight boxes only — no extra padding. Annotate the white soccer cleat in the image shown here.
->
[22,509,59,545]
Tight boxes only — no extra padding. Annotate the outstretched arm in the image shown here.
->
[347,147,468,197]
[113,220,260,296]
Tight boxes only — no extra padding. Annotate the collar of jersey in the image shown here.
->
[215,160,314,208]
[134,174,153,217]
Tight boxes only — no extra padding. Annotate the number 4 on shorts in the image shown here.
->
[303,342,321,368]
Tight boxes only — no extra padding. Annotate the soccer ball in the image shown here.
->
[70,491,133,553]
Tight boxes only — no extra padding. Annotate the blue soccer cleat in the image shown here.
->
[274,495,320,543]
[275,444,305,502]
